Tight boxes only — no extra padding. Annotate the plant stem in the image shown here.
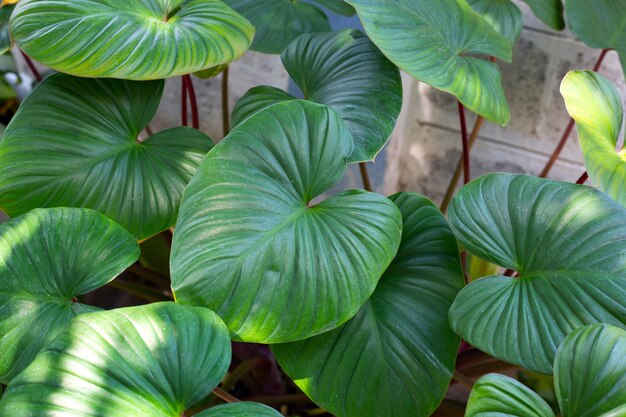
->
[576,171,588,184]
[359,162,372,191]
[181,76,188,127]
[145,124,154,136]
[539,48,610,178]
[246,394,311,406]
[457,101,470,185]
[107,280,172,303]
[222,66,230,136]
[451,371,474,389]
[183,74,199,129]
[212,387,240,403]
[128,264,169,287]
[19,50,42,82]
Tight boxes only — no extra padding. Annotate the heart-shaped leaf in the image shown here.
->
[560,71,626,206]
[466,374,555,417]
[0,302,231,416]
[467,0,523,43]
[222,0,330,54]
[566,0,626,78]
[271,192,464,417]
[0,207,139,384]
[171,100,402,344]
[346,0,512,125]
[195,402,283,417]
[448,173,626,373]
[555,324,626,417]
[231,29,402,162]
[0,73,213,240]
[313,0,355,16]
[10,0,254,80]
[523,0,564,30]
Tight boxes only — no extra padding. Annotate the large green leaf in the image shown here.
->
[10,0,254,80]
[566,0,626,77]
[0,207,139,384]
[222,0,330,54]
[0,302,230,416]
[231,29,402,162]
[555,324,626,417]
[0,73,213,240]
[560,71,626,205]
[195,402,283,417]
[523,0,564,30]
[313,0,355,16]
[466,374,555,417]
[346,0,512,125]
[467,0,523,44]
[171,100,402,344]
[448,173,626,373]
[271,192,464,417]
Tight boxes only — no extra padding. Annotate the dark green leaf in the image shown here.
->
[0,4,13,55]
[222,0,331,54]
[171,100,402,343]
[0,73,213,240]
[272,192,464,417]
[195,402,283,417]
[231,30,402,162]
[313,0,355,16]
[448,173,626,373]
[346,0,512,125]
[10,0,254,79]
[0,207,139,384]
[467,0,523,43]
[522,0,564,30]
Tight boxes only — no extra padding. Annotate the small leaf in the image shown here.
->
[448,173,626,373]
[346,0,512,125]
[0,73,213,240]
[561,71,626,206]
[0,302,231,416]
[555,324,626,417]
[271,193,464,417]
[223,0,331,54]
[467,0,523,44]
[194,64,229,80]
[231,29,402,162]
[466,374,555,417]
[313,0,355,16]
[0,207,139,383]
[522,0,564,30]
[171,100,402,343]
[10,0,254,80]
[195,402,283,417]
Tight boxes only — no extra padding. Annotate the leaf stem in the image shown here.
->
[457,101,470,185]
[212,387,240,403]
[107,280,172,303]
[128,264,169,287]
[222,66,230,136]
[359,162,373,191]
[19,49,42,82]
[576,171,588,184]
[539,48,610,178]
[451,371,474,389]
[181,76,188,127]
[183,74,199,129]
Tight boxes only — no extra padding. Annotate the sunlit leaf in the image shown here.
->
[171,100,402,343]
[346,0,512,125]
[0,207,139,384]
[231,29,402,162]
[448,173,626,373]
[272,193,464,417]
[0,73,213,240]
[10,0,254,79]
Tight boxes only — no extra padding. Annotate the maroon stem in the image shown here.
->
[222,66,230,137]
[20,50,42,82]
[359,163,372,191]
[457,101,470,184]
[539,48,611,178]
[183,74,199,129]
[576,171,589,184]
[181,76,188,127]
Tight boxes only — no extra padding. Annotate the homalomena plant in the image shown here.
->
[0,0,625,416]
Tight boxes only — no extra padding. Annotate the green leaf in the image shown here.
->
[195,402,283,417]
[561,71,626,207]
[194,64,229,80]
[448,173,626,373]
[467,0,523,44]
[271,192,464,417]
[222,0,331,54]
[566,0,626,77]
[522,0,564,30]
[0,4,13,55]
[0,73,213,240]
[466,374,555,417]
[231,30,402,162]
[0,207,139,384]
[171,100,402,344]
[0,302,230,416]
[345,0,512,125]
[555,324,626,417]
[313,0,355,16]
[10,0,254,80]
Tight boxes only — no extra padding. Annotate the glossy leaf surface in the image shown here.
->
[171,100,402,343]
[272,193,464,417]
[0,302,230,416]
[561,71,626,206]
[466,374,555,417]
[10,0,254,80]
[346,0,512,125]
[467,0,522,43]
[231,30,402,162]
[448,173,626,373]
[223,0,330,54]
[195,402,283,417]
[0,73,213,240]
[0,207,139,384]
